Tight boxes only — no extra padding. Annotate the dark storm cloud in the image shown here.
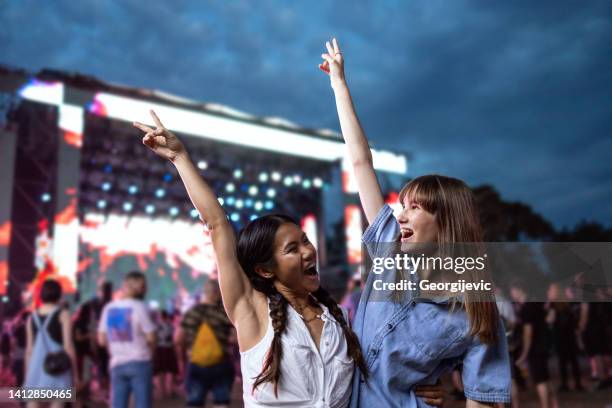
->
[1,0,610,229]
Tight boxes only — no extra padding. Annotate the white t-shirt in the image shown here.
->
[97,298,155,368]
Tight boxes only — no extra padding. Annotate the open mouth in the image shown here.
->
[400,228,414,241]
[303,265,318,276]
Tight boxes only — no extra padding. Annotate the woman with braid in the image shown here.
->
[134,111,444,407]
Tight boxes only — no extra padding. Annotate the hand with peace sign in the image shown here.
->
[133,110,186,162]
[319,38,346,89]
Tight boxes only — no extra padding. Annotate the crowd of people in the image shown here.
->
[0,273,609,408]
[0,274,238,408]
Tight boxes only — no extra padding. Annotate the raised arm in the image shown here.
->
[320,38,385,224]
[133,111,254,323]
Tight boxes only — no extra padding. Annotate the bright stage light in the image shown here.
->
[283,176,293,186]
[235,199,244,209]
[128,185,138,194]
[197,160,208,170]
[248,186,258,196]
[226,183,235,193]
[102,182,112,192]
[97,200,107,209]
[230,213,240,222]
[264,200,274,210]
[302,179,312,189]
[123,202,133,212]
[271,171,281,182]
[190,209,199,218]
[41,193,51,202]
[155,188,166,198]
[313,178,323,188]
[258,172,268,182]
[169,207,179,217]
[266,188,276,198]
[254,201,263,211]
[233,169,243,179]
[293,175,301,183]
[145,204,155,214]
[245,199,253,208]
[249,214,258,221]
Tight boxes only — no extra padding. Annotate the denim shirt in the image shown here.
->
[350,205,511,407]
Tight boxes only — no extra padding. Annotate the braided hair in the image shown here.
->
[236,214,368,397]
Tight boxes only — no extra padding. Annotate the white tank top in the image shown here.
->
[240,302,354,408]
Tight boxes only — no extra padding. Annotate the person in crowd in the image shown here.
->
[76,280,113,397]
[97,271,155,408]
[10,309,30,387]
[1,321,10,371]
[24,279,78,408]
[547,282,583,392]
[153,309,178,399]
[175,279,234,407]
[133,110,444,407]
[578,287,610,390]
[340,271,362,325]
[321,37,511,407]
[511,281,558,408]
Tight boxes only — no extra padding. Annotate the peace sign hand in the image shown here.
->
[319,38,346,89]
[133,110,186,162]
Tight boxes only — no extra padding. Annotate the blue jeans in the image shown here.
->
[111,360,152,408]
[185,360,234,406]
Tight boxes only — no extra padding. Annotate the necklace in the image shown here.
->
[291,298,322,323]
[297,311,322,323]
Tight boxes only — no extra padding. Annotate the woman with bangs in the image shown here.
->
[320,38,511,407]
[133,110,444,407]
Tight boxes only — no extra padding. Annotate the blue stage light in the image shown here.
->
[264,200,274,210]
[123,202,133,212]
[163,173,173,182]
[155,188,165,198]
[41,193,51,202]
[145,204,155,214]
[97,200,107,209]
[226,196,235,206]
[233,169,243,179]
[169,207,179,216]
[128,185,138,194]
[230,213,240,222]
[101,182,112,192]
[190,209,199,218]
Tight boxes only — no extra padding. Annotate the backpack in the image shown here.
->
[190,322,223,367]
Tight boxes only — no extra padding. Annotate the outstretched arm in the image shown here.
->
[133,111,254,324]
[320,38,385,224]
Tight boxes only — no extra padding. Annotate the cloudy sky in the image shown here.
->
[1,0,610,229]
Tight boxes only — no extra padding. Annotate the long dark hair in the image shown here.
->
[236,214,368,396]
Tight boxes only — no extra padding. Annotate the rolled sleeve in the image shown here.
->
[361,204,400,259]
[462,319,512,403]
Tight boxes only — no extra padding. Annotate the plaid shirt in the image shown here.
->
[180,303,232,352]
